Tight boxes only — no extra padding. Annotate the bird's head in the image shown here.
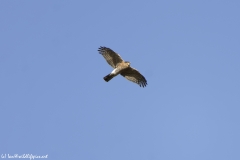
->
[125,61,131,66]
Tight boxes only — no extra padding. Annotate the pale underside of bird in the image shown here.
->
[98,46,147,87]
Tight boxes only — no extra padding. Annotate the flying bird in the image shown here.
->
[98,46,147,87]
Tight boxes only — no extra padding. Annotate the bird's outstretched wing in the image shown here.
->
[98,46,124,68]
[121,67,147,87]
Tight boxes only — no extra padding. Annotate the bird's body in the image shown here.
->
[98,46,147,87]
[104,62,130,82]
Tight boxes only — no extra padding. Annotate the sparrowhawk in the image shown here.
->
[98,46,147,87]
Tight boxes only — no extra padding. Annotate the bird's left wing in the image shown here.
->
[98,46,124,68]
[121,67,147,87]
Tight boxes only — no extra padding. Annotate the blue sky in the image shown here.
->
[1,1,240,160]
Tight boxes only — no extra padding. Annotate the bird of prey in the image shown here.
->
[98,46,147,87]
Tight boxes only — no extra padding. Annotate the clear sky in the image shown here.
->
[1,1,240,160]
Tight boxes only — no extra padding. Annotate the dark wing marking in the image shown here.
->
[98,46,124,68]
[121,67,147,87]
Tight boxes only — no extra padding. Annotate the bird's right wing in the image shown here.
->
[98,46,124,68]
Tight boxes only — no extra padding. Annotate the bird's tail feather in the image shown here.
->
[104,74,114,82]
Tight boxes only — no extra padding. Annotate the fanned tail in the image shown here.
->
[104,74,114,82]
